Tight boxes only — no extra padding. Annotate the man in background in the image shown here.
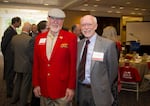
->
[1,16,21,98]
[30,24,38,37]
[11,22,32,106]
[71,24,84,42]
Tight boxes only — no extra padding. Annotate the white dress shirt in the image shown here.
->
[81,33,97,84]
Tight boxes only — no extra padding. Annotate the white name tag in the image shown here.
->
[39,38,46,45]
[92,52,104,61]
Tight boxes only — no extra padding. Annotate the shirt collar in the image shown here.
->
[11,25,16,30]
[22,31,29,35]
[86,32,97,43]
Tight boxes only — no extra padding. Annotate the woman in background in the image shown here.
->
[102,26,122,106]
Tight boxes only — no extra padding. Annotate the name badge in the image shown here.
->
[39,38,46,45]
[92,52,104,61]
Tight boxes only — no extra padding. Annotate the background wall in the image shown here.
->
[0,8,89,44]
[64,10,89,30]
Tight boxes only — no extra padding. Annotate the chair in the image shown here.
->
[119,64,141,101]
[147,62,150,70]
[144,74,150,80]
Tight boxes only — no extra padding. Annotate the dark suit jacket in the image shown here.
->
[1,26,17,79]
[77,34,118,106]
[1,26,17,54]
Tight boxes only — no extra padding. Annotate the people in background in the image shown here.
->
[1,16,21,98]
[102,25,121,106]
[102,26,122,58]
[37,20,48,34]
[71,24,84,41]
[32,8,77,106]
[30,24,38,37]
[77,15,118,106]
[29,20,48,106]
[10,22,32,106]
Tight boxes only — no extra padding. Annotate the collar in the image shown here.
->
[22,31,29,35]
[11,25,16,30]
[47,30,59,37]
[86,32,97,43]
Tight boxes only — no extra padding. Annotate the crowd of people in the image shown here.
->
[1,8,120,106]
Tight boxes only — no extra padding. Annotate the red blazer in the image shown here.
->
[32,30,77,99]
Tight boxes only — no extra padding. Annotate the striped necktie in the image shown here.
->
[78,40,90,81]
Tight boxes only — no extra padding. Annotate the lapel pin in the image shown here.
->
[59,36,63,39]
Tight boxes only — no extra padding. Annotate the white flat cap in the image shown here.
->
[48,8,66,18]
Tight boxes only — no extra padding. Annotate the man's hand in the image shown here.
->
[64,88,75,102]
[33,86,41,98]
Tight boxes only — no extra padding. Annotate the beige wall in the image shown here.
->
[63,10,90,31]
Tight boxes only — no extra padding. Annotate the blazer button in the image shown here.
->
[48,64,50,67]
[48,73,50,76]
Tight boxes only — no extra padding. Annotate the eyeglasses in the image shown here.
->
[81,23,93,27]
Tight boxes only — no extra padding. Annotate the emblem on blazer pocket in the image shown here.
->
[60,43,68,48]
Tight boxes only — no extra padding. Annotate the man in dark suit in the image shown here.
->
[77,15,118,106]
[1,17,21,97]
[10,22,32,106]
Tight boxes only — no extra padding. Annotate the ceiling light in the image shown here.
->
[119,7,124,9]
[44,4,49,6]
[116,11,121,14]
[130,12,136,15]
[107,11,112,13]
[84,4,88,6]
[81,9,87,11]
[111,6,116,9]
[134,8,139,11]
[91,10,96,11]
[3,0,9,3]
[126,2,131,4]
[137,13,142,15]
[96,0,101,1]
[93,5,98,7]
[141,8,146,11]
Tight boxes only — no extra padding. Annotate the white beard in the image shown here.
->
[50,25,61,33]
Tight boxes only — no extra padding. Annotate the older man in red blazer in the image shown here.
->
[32,8,77,106]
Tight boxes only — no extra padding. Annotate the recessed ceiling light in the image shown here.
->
[96,0,101,1]
[111,6,116,9]
[84,4,88,6]
[91,10,96,11]
[134,8,139,11]
[137,13,142,15]
[44,4,49,6]
[107,11,112,13]
[3,0,9,3]
[81,9,87,11]
[93,4,98,7]
[141,8,146,11]
[116,11,121,14]
[119,7,124,9]
[130,12,136,15]
[126,2,131,4]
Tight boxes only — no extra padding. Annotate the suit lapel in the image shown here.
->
[90,36,104,72]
